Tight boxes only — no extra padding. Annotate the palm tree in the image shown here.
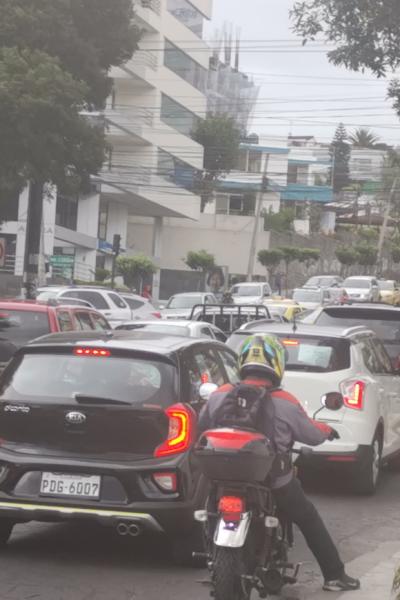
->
[349,128,380,148]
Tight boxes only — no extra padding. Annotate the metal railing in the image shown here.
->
[132,49,158,71]
[104,106,154,129]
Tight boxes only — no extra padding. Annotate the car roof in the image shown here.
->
[344,276,375,280]
[321,304,400,313]
[26,330,219,354]
[0,300,51,313]
[232,282,263,287]
[117,320,191,327]
[170,292,207,297]
[232,322,372,339]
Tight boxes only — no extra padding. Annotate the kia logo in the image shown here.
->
[65,411,87,425]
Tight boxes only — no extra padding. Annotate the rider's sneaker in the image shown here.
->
[323,573,360,592]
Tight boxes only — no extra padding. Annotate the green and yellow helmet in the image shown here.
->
[238,334,285,385]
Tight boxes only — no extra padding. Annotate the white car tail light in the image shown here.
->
[340,379,365,410]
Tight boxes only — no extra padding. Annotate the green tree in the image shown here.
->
[349,128,380,149]
[95,268,111,282]
[0,0,140,295]
[264,207,295,233]
[257,249,284,282]
[330,123,350,193]
[391,246,400,265]
[117,255,157,291]
[184,250,215,272]
[298,248,321,272]
[354,243,378,274]
[336,247,358,277]
[291,1,400,117]
[192,115,241,211]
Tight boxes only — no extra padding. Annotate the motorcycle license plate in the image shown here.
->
[40,473,101,499]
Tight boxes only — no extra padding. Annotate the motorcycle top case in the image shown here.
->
[195,428,275,483]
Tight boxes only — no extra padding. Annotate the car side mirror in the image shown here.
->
[321,392,344,411]
[199,382,218,402]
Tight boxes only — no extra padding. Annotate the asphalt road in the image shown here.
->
[1,465,400,600]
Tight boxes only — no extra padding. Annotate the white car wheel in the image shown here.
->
[355,434,382,495]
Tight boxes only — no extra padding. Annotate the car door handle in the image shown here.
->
[104,312,112,316]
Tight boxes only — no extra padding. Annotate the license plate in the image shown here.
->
[40,473,101,499]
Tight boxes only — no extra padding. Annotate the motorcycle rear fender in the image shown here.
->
[214,512,251,548]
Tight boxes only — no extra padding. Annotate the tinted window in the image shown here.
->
[0,310,49,345]
[167,295,203,309]
[62,291,108,310]
[218,349,240,384]
[293,289,322,303]
[200,327,213,338]
[108,293,127,309]
[359,338,381,374]
[315,309,400,346]
[281,336,350,373]
[123,297,144,310]
[232,285,262,297]
[91,314,109,331]
[193,349,225,386]
[75,312,94,331]
[1,354,176,407]
[57,311,73,332]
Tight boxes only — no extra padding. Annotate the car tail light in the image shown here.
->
[152,472,177,492]
[152,312,162,319]
[154,403,195,458]
[282,339,299,346]
[218,496,245,523]
[74,348,111,357]
[340,380,365,410]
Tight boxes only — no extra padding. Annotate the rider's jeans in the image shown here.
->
[273,477,344,581]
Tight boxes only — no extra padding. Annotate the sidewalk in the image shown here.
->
[282,541,400,600]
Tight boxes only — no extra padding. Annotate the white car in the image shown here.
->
[160,292,218,320]
[115,319,227,341]
[119,293,161,320]
[343,276,380,303]
[227,323,400,494]
[292,287,330,310]
[37,287,131,326]
[230,282,272,305]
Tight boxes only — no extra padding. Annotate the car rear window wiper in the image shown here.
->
[73,394,131,406]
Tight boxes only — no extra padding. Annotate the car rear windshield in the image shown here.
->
[293,290,321,303]
[118,324,189,336]
[232,285,262,297]
[0,353,176,406]
[344,279,371,289]
[0,310,49,345]
[315,308,400,344]
[227,332,350,372]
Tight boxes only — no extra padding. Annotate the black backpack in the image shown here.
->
[211,383,271,434]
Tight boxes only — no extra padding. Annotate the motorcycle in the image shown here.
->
[194,389,343,600]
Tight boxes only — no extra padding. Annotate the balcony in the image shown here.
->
[140,0,161,14]
[104,106,154,143]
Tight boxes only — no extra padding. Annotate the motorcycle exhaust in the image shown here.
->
[128,523,142,537]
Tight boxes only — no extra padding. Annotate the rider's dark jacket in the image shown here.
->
[198,378,334,489]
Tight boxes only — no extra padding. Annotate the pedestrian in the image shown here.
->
[198,334,360,593]
[142,284,152,301]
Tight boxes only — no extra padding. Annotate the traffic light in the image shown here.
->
[112,234,121,256]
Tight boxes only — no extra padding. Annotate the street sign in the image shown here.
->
[0,238,5,268]
[50,255,75,267]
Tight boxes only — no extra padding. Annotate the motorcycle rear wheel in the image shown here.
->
[213,548,250,600]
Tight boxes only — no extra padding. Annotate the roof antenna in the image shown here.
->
[292,310,298,333]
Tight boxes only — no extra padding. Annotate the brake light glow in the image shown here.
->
[203,429,265,450]
[152,472,178,492]
[74,348,111,357]
[154,403,195,458]
[152,312,162,319]
[218,496,245,523]
[340,380,365,410]
[282,339,299,346]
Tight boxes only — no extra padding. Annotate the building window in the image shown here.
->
[164,39,207,93]
[0,189,19,221]
[167,0,204,37]
[157,148,195,190]
[56,194,78,231]
[248,151,262,173]
[98,201,108,240]
[287,164,299,184]
[161,94,199,137]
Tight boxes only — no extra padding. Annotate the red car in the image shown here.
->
[0,301,110,370]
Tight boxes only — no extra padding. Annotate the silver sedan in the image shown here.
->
[115,319,227,342]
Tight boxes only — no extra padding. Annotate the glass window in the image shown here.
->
[161,94,199,137]
[167,0,204,37]
[56,194,78,231]
[359,339,380,374]
[343,279,371,289]
[166,295,203,309]
[98,201,108,240]
[61,291,109,310]
[0,311,50,345]
[91,314,110,331]
[200,327,213,338]
[164,40,207,92]
[0,354,176,407]
[57,311,74,332]
[122,297,144,310]
[157,147,195,191]
[75,312,94,331]
[293,289,322,303]
[193,349,225,386]
[248,151,262,173]
[280,336,350,373]
[107,293,127,309]
[218,349,240,384]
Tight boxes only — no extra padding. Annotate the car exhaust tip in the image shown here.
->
[117,522,129,536]
[128,523,142,537]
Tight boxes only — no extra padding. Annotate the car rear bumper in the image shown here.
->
[296,444,370,468]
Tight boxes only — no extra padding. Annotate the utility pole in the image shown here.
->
[377,177,398,275]
[247,156,269,281]
[111,234,121,289]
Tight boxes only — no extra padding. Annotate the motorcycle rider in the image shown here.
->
[198,334,360,593]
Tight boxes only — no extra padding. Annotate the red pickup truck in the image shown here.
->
[0,301,110,370]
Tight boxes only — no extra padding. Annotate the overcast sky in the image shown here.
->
[205,0,399,146]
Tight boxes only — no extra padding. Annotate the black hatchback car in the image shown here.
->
[0,330,240,563]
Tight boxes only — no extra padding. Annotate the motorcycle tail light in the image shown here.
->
[340,380,365,410]
[154,404,195,458]
[152,472,177,492]
[218,496,245,523]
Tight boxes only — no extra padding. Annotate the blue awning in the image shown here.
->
[282,184,333,203]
